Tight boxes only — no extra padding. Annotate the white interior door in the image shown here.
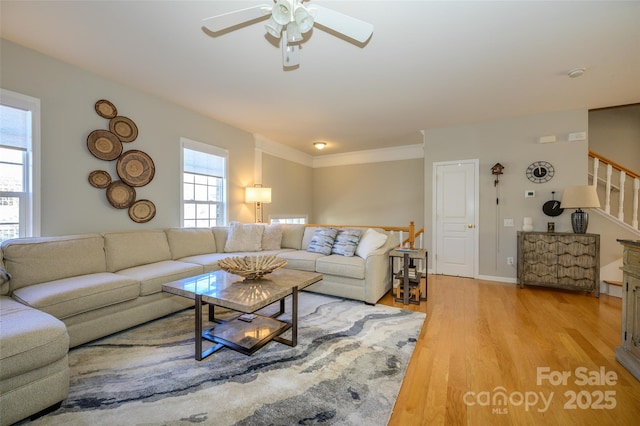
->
[433,160,478,277]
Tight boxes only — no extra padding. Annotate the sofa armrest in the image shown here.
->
[363,233,399,304]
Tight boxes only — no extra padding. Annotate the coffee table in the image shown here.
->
[162,268,322,360]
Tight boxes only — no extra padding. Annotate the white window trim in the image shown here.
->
[0,88,41,237]
[180,137,228,226]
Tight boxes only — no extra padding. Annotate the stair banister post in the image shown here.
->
[619,172,626,221]
[593,157,599,187]
[605,164,612,214]
[633,178,639,230]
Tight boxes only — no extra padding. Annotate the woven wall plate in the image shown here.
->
[106,180,136,209]
[88,170,112,188]
[87,130,123,161]
[116,150,155,187]
[109,116,138,142]
[95,99,118,119]
[128,199,156,223]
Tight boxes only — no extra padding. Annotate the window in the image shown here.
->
[181,138,227,227]
[270,215,307,224]
[0,89,40,242]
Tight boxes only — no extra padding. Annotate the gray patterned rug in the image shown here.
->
[31,292,425,425]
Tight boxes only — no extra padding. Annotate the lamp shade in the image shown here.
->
[560,185,600,209]
[245,187,272,204]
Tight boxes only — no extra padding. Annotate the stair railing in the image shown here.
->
[589,150,640,230]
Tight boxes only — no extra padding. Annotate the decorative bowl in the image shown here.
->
[218,255,287,280]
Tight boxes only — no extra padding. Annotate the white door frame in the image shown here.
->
[431,159,480,278]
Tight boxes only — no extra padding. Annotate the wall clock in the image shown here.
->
[526,161,554,183]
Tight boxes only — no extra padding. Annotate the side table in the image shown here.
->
[389,248,428,305]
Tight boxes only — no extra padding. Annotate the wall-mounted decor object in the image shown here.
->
[109,116,138,142]
[94,99,118,119]
[491,162,504,186]
[128,199,156,223]
[542,191,564,217]
[88,170,112,188]
[87,99,156,222]
[116,150,155,187]
[106,180,136,209]
[87,129,123,161]
[526,161,554,183]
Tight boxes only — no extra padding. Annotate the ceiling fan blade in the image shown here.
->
[203,5,272,32]
[311,4,374,43]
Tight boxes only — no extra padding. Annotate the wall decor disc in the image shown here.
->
[128,199,156,223]
[116,150,155,187]
[88,170,112,188]
[94,99,118,119]
[106,180,136,209]
[109,116,138,142]
[87,130,123,161]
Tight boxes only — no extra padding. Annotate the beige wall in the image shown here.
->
[261,153,313,222]
[1,39,257,235]
[424,110,590,280]
[589,104,640,173]
[312,159,424,229]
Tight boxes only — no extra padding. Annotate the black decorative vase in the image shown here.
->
[571,209,589,234]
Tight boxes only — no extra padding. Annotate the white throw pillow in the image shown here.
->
[355,228,388,259]
[261,223,283,250]
[224,222,264,252]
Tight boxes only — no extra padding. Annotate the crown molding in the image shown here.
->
[312,144,424,168]
[254,135,424,168]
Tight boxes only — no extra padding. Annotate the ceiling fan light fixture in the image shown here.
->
[286,22,303,43]
[294,6,314,33]
[272,0,292,25]
[265,16,283,38]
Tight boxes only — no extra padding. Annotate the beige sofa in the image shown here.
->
[0,223,397,425]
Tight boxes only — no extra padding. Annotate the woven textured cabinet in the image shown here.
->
[616,239,640,381]
[517,231,600,297]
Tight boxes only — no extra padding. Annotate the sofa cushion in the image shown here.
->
[212,227,229,253]
[301,227,318,250]
[261,223,283,250]
[316,255,366,280]
[278,250,325,272]
[331,229,363,257]
[280,224,305,250]
[0,296,69,380]
[165,228,217,260]
[176,253,231,272]
[356,228,389,259]
[104,230,172,272]
[224,222,264,252]
[1,234,106,290]
[307,228,338,256]
[12,273,139,319]
[0,253,10,296]
[115,260,203,296]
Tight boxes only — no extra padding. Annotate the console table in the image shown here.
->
[517,231,600,297]
[616,239,640,381]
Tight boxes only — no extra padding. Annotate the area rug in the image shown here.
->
[31,292,425,426]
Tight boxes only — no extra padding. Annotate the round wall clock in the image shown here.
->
[526,161,554,183]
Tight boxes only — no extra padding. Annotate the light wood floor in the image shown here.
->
[378,275,640,426]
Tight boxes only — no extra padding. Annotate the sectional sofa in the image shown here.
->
[0,223,398,425]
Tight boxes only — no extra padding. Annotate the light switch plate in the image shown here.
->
[504,219,514,227]
[525,190,535,198]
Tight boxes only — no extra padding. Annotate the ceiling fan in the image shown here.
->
[202,0,374,68]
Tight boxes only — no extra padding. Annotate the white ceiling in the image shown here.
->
[2,1,639,156]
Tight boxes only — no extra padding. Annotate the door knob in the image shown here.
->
[468,224,474,228]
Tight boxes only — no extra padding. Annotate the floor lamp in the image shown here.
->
[560,185,600,234]
[245,185,271,223]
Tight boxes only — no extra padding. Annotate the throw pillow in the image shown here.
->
[0,268,11,285]
[261,223,283,250]
[355,228,388,258]
[331,229,363,257]
[224,222,264,252]
[307,228,339,256]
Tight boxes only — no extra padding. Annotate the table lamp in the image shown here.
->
[560,185,600,233]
